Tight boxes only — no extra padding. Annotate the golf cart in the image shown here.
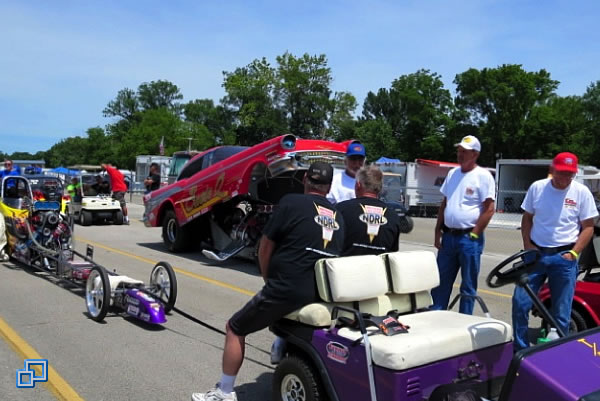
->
[66,174,123,226]
[270,250,600,401]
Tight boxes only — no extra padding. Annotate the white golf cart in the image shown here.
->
[66,174,123,226]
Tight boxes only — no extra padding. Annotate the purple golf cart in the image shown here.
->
[270,250,600,401]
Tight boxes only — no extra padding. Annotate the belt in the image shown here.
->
[442,225,473,235]
[532,241,575,255]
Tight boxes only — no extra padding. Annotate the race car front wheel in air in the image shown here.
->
[149,261,178,313]
[86,266,110,322]
[273,356,323,401]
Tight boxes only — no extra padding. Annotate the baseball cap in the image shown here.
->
[455,135,481,152]
[307,162,334,184]
[346,142,366,157]
[552,152,578,173]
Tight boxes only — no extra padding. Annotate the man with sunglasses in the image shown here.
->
[0,160,21,179]
[512,152,598,350]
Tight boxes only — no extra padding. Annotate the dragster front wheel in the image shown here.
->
[85,266,110,322]
[149,261,178,313]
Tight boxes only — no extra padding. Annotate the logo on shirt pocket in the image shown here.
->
[564,198,577,209]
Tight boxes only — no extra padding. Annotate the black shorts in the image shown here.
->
[112,191,126,207]
[228,290,304,336]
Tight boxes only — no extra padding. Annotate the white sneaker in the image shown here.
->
[191,386,237,401]
[270,338,285,365]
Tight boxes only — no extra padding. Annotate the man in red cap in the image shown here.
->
[512,152,598,350]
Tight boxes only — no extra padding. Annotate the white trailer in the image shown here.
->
[135,155,171,192]
[491,159,600,228]
[376,159,464,216]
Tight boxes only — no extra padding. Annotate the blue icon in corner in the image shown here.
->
[16,359,48,388]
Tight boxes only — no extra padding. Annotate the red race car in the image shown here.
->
[143,135,350,262]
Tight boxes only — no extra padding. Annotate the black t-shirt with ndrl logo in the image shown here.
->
[262,193,345,303]
[336,197,400,256]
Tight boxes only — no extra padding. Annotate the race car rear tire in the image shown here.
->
[273,356,323,401]
[162,210,191,252]
[149,261,178,313]
[114,210,124,225]
[85,266,110,322]
[80,210,93,226]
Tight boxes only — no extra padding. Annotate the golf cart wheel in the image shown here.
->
[149,261,178,313]
[85,266,110,322]
[114,210,124,225]
[273,356,323,401]
[399,216,414,234]
[162,210,190,252]
[80,210,93,226]
[543,307,588,334]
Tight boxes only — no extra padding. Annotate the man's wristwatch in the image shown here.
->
[469,232,479,240]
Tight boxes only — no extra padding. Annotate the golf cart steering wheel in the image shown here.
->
[486,249,542,288]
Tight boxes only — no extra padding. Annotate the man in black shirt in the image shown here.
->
[192,162,344,401]
[144,163,161,193]
[337,165,401,256]
[91,175,110,195]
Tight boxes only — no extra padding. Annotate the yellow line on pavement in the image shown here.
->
[79,237,512,301]
[0,316,85,401]
[77,237,255,297]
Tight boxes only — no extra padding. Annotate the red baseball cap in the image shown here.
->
[552,152,578,173]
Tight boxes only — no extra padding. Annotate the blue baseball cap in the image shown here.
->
[346,142,366,157]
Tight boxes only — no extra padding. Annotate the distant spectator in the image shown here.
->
[327,142,366,204]
[92,175,110,195]
[24,164,42,175]
[67,177,82,202]
[0,160,21,179]
[144,163,161,193]
[101,163,129,224]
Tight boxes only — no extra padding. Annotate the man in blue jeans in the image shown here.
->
[432,136,496,314]
[512,152,597,350]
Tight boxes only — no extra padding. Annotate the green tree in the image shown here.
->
[353,119,398,161]
[222,58,287,145]
[329,91,358,141]
[183,99,235,145]
[362,69,454,161]
[276,52,334,138]
[581,81,600,166]
[103,88,139,120]
[454,64,559,165]
[137,80,183,113]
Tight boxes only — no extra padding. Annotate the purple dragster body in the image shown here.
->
[124,289,167,324]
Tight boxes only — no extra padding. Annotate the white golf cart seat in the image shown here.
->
[108,275,144,291]
[286,250,512,371]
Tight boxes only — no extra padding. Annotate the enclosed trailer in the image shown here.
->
[491,158,600,228]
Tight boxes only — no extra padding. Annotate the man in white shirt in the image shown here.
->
[432,135,496,314]
[327,142,366,204]
[512,152,598,350]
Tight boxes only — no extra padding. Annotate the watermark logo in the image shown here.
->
[16,359,48,388]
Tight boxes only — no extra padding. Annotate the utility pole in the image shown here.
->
[186,137,194,152]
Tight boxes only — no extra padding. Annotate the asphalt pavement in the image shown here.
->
[0,202,534,401]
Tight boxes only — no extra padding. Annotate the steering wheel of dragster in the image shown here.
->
[486,249,542,288]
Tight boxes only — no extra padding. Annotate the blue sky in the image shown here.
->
[1,0,599,154]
